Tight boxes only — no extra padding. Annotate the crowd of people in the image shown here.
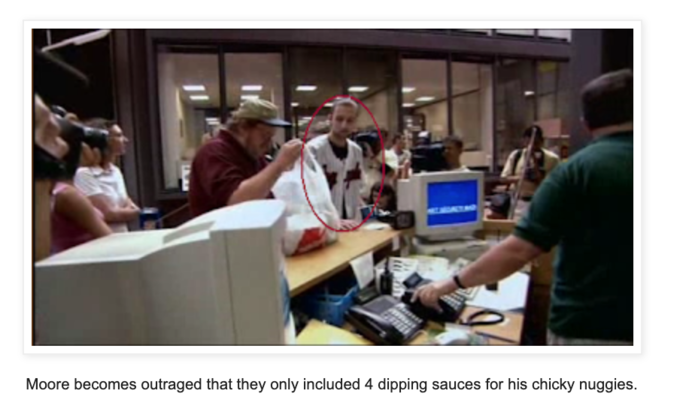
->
[33,96,140,261]
[188,96,496,226]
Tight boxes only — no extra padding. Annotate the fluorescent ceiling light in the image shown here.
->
[415,96,435,102]
[524,90,536,96]
[42,29,111,52]
[296,85,317,91]
[349,86,369,92]
[205,117,220,122]
[242,85,263,91]
[241,95,259,100]
[402,87,416,93]
[324,103,333,107]
[403,103,415,108]
[183,85,205,92]
[301,116,312,120]
[190,95,210,101]
[292,102,299,107]
[207,121,220,125]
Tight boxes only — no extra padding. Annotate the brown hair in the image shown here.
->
[581,69,633,130]
[443,135,464,151]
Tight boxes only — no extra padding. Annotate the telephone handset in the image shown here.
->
[401,273,467,323]
[345,295,425,345]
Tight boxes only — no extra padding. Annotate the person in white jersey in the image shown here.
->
[307,97,364,229]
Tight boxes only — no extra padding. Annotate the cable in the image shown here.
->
[158,203,190,225]
[460,309,505,327]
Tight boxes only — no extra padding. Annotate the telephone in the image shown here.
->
[345,295,425,345]
[401,273,467,323]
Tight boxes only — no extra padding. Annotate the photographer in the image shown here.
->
[34,95,70,262]
[51,114,112,254]
[500,125,560,217]
[74,119,140,232]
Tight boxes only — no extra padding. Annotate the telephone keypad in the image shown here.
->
[383,304,425,337]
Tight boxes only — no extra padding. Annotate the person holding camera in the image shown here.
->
[500,125,560,218]
[307,97,364,228]
[34,95,70,262]
[51,116,113,254]
[74,119,140,233]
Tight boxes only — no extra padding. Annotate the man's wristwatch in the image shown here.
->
[453,274,466,290]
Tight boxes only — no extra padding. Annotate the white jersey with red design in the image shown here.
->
[307,134,364,220]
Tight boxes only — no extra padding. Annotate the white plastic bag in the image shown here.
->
[272,149,341,256]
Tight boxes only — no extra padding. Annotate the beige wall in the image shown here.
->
[158,55,182,189]
[417,100,448,141]
[459,65,493,168]
[356,90,390,133]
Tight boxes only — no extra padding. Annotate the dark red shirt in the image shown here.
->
[189,130,271,218]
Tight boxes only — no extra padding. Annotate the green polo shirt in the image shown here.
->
[513,131,633,342]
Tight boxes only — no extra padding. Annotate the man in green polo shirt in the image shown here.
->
[413,69,634,345]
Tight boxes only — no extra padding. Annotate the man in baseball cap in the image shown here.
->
[189,99,302,218]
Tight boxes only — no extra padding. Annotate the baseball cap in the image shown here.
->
[232,99,291,127]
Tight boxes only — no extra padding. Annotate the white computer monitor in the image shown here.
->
[34,200,296,345]
[397,171,485,241]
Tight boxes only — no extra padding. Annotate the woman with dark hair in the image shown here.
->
[74,119,140,232]
[51,123,112,254]
[368,182,397,213]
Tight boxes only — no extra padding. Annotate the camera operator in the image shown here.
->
[500,125,560,218]
[74,119,140,232]
[51,112,112,254]
[501,126,560,195]
[34,95,70,262]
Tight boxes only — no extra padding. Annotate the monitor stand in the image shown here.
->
[412,235,490,263]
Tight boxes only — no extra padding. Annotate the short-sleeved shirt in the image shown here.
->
[513,131,633,342]
[501,148,560,198]
[51,182,106,254]
[74,164,130,233]
[189,130,271,218]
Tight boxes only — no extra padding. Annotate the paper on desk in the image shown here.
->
[350,251,374,289]
[467,272,530,311]
[408,255,452,281]
[362,222,390,231]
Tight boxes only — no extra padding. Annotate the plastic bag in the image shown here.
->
[272,149,340,256]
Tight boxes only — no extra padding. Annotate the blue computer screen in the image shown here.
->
[427,180,479,227]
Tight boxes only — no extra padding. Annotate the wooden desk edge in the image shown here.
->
[287,229,403,297]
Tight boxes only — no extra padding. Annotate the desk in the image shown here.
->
[286,228,403,297]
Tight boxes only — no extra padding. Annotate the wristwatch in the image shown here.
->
[453,274,466,290]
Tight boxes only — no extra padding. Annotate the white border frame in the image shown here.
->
[25,21,642,354]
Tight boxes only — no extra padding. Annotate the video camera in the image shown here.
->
[411,143,448,173]
[50,105,109,153]
[352,130,382,158]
